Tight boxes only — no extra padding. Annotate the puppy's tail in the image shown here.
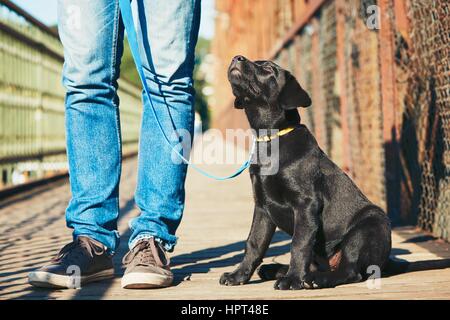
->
[382,258,450,276]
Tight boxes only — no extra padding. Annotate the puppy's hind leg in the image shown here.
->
[303,213,391,289]
[302,261,362,289]
[257,264,289,281]
[257,260,320,281]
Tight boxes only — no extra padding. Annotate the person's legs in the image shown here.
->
[29,0,124,289]
[129,0,201,251]
[59,0,124,253]
[121,0,200,289]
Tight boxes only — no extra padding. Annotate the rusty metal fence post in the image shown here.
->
[378,0,402,223]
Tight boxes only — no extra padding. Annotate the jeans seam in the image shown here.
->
[112,0,122,249]
[111,0,120,93]
[184,0,200,81]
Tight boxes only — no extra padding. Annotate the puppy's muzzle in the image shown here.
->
[229,55,247,71]
[228,55,248,83]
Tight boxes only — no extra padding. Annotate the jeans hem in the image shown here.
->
[74,233,117,256]
[129,233,176,252]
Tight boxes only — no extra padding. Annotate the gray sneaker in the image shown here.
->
[28,236,114,289]
[121,238,173,289]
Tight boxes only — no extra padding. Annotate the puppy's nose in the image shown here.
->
[233,55,246,62]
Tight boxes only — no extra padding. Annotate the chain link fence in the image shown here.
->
[399,0,450,239]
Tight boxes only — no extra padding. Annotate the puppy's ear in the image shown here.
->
[234,97,244,109]
[279,73,312,109]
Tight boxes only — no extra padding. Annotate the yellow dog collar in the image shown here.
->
[255,126,297,142]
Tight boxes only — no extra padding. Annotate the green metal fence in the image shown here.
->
[0,0,142,188]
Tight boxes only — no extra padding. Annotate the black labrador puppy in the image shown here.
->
[220,55,391,290]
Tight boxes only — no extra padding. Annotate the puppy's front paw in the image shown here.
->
[274,274,304,290]
[302,272,323,289]
[220,270,250,286]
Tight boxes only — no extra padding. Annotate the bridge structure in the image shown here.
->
[212,0,450,242]
[0,0,449,300]
[0,0,142,190]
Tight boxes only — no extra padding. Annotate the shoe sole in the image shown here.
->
[121,272,173,289]
[28,269,115,289]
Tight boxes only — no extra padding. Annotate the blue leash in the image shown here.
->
[118,0,255,180]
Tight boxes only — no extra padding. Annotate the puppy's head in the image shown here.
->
[228,55,311,129]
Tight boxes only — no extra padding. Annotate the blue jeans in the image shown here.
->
[57,0,200,253]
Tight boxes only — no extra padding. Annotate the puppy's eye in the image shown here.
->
[272,67,279,77]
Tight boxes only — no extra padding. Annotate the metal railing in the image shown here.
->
[0,0,142,188]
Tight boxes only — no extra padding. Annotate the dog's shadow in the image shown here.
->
[170,230,291,286]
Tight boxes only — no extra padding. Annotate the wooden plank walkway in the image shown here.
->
[1,137,450,300]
